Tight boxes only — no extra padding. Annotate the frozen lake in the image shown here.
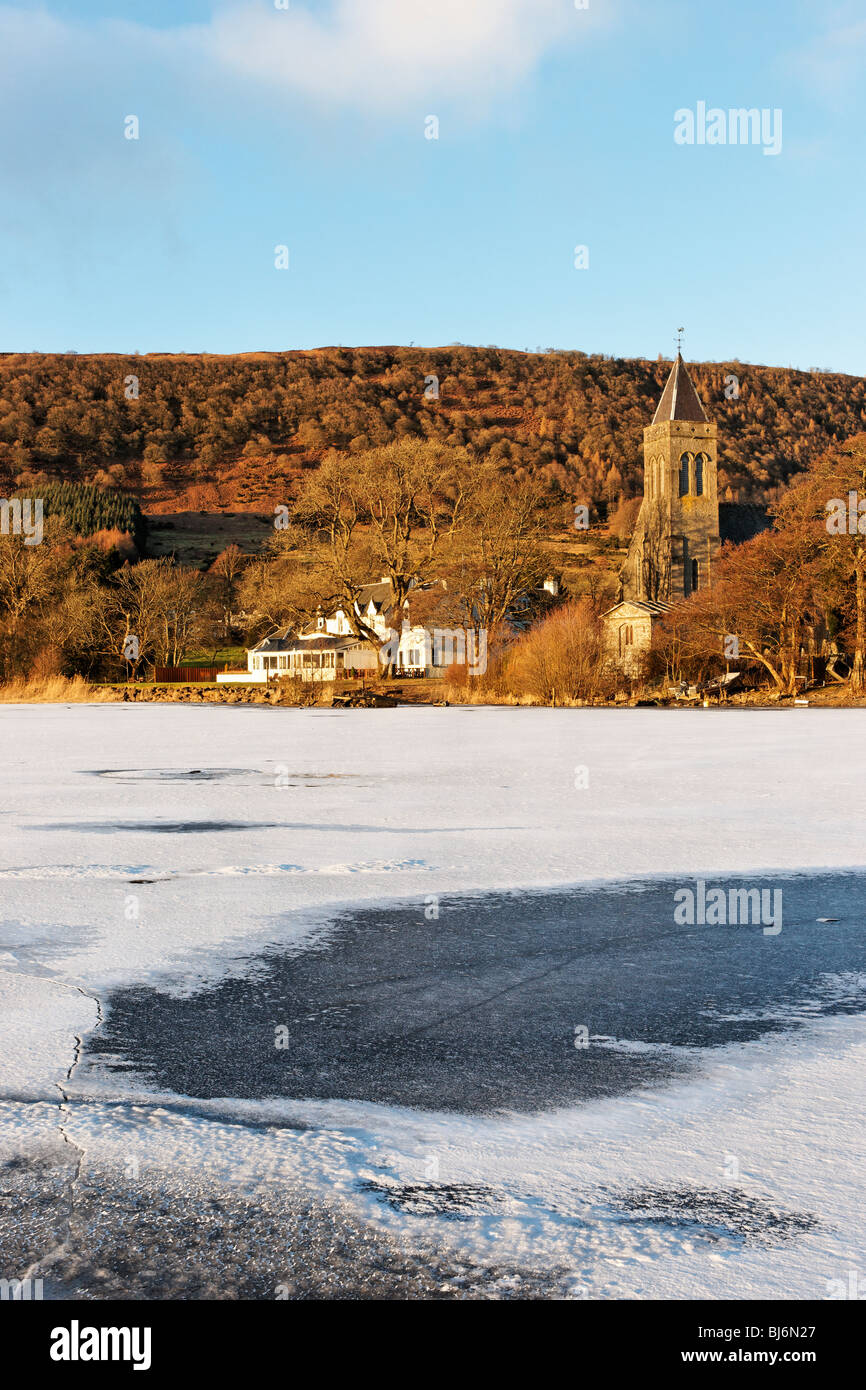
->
[1,703,866,1298]
[89,875,866,1112]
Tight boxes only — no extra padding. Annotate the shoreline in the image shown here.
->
[1,684,864,709]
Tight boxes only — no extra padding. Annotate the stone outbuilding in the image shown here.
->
[602,597,671,675]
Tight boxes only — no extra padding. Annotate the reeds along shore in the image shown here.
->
[0,674,861,707]
[0,675,121,703]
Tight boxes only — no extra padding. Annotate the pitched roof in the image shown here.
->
[250,628,364,654]
[355,580,394,613]
[651,353,707,424]
[286,634,362,652]
[603,598,672,619]
[250,627,294,653]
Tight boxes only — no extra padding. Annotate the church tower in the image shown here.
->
[623,354,720,602]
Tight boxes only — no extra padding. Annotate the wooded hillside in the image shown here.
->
[1,347,863,517]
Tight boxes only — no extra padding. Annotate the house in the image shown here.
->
[232,577,485,683]
[224,560,559,685]
[340,579,476,672]
[244,625,379,682]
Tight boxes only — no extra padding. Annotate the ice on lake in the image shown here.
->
[1,703,865,1298]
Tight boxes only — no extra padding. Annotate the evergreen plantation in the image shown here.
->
[11,481,146,549]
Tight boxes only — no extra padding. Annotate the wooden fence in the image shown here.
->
[153,666,220,684]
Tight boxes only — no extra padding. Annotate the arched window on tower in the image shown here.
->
[691,559,699,592]
[679,453,690,497]
[694,454,704,496]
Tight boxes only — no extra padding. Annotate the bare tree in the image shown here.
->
[98,558,203,676]
[774,432,866,693]
[652,529,819,695]
[209,543,247,641]
[295,441,472,669]
[450,465,550,633]
[640,514,670,601]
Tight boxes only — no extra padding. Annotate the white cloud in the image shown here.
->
[0,0,601,124]
[205,0,578,109]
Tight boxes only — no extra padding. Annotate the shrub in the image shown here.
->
[507,601,616,704]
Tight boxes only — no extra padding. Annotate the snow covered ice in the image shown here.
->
[1,702,865,1299]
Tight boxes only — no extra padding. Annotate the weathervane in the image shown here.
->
[676,327,684,355]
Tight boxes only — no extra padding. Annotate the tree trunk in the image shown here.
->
[852,552,866,694]
[744,640,784,691]
[784,626,801,697]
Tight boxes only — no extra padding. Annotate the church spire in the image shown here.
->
[651,353,707,425]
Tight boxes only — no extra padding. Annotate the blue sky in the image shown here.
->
[1,0,864,371]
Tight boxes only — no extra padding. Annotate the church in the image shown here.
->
[603,353,767,671]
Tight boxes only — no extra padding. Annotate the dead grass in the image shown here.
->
[0,676,122,703]
[444,685,601,707]
[3,672,862,709]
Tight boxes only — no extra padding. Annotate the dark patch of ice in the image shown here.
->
[32,821,281,834]
[359,1180,498,1219]
[609,1185,819,1246]
[84,872,866,1114]
[87,768,358,784]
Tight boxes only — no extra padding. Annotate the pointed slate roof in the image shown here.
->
[651,353,707,424]
[603,598,672,619]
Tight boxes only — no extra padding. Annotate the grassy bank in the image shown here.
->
[1,675,863,708]
[0,676,123,703]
